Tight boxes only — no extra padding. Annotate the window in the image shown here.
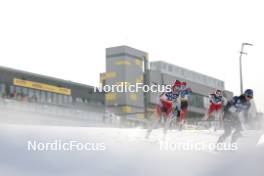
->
[0,84,5,94]
[58,94,63,105]
[185,71,190,79]
[40,91,46,102]
[218,82,221,88]
[26,88,35,102]
[22,87,28,95]
[15,86,21,93]
[168,65,173,72]
[162,63,167,69]
[47,92,52,103]
[201,76,205,84]
[9,86,15,94]
[52,93,58,104]
[28,88,34,98]
[204,77,208,84]
[203,96,210,108]
[213,80,217,88]
[187,72,191,80]
[63,95,68,104]
[198,75,203,83]
[34,90,40,102]
[76,97,83,103]
[190,93,204,108]
[180,69,184,76]
[174,67,179,75]
[192,74,196,81]
[69,96,73,103]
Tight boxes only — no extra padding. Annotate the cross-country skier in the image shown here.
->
[203,90,226,131]
[146,80,182,139]
[203,89,226,121]
[177,82,192,130]
[216,89,253,145]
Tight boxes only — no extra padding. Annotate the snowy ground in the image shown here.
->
[0,123,264,176]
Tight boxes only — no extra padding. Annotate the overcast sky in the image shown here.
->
[0,0,263,111]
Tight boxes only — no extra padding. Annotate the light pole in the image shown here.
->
[239,43,253,94]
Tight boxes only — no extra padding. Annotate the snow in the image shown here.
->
[0,123,264,176]
[257,134,264,145]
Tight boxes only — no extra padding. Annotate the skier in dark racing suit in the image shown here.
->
[217,89,253,144]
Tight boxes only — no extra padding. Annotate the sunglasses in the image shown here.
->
[246,95,253,99]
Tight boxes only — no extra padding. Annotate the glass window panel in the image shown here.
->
[52,93,57,104]
[34,90,40,102]
[22,87,28,95]
[10,85,15,94]
[40,91,46,102]
[16,86,22,93]
[28,88,34,97]
[47,92,52,103]
[58,94,63,104]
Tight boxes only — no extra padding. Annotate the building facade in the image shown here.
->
[148,61,233,121]
[100,46,148,123]
[101,46,233,125]
[0,45,236,127]
[0,66,105,125]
